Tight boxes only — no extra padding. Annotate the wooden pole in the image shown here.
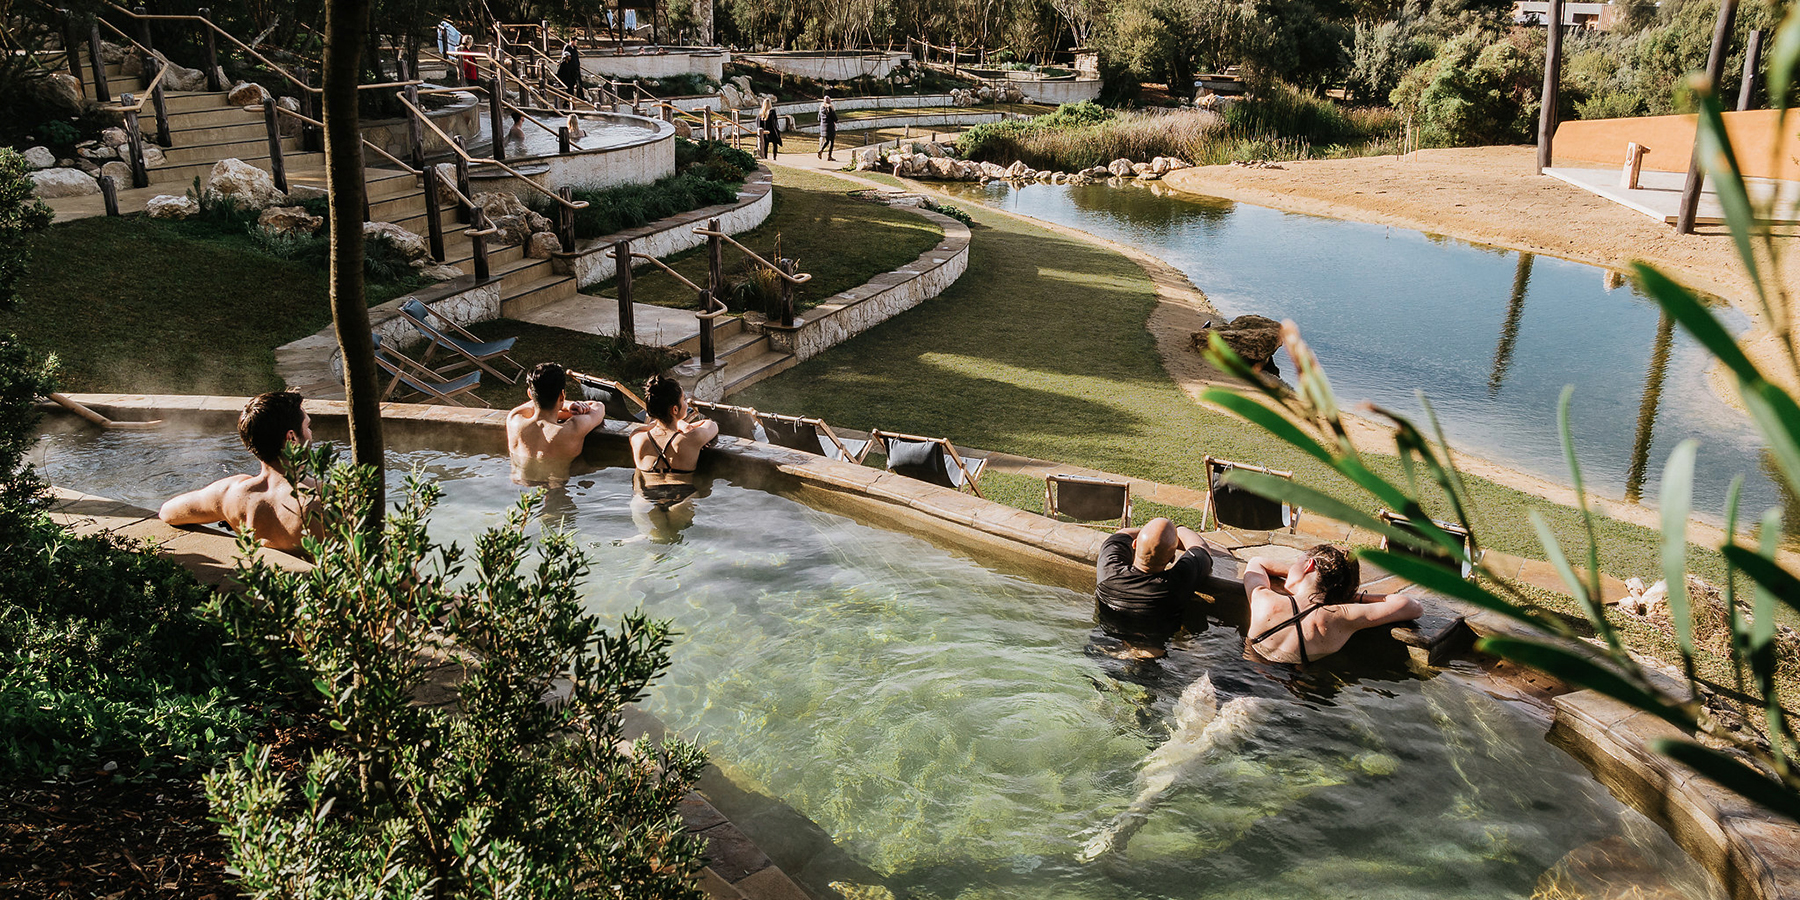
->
[262,98,287,193]
[558,185,575,252]
[615,239,635,340]
[454,136,472,223]
[707,217,722,294]
[1676,0,1739,233]
[1739,28,1764,110]
[423,164,445,262]
[488,75,507,161]
[698,290,715,365]
[471,207,492,280]
[198,8,220,92]
[1535,0,1562,174]
[98,174,119,216]
[61,10,83,97]
[778,258,795,328]
[123,108,148,187]
[87,23,110,103]
[405,84,424,167]
[150,78,170,145]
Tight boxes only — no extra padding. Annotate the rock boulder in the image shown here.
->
[227,82,271,107]
[363,220,430,263]
[1107,158,1134,177]
[526,231,562,259]
[204,158,284,209]
[22,146,55,169]
[258,205,323,237]
[29,168,98,198]
[99,161,133,183]
[100,127,129,148]
[146,194,198,219]
[1190,314,1283,372]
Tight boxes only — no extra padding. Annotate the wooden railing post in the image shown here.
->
[558,125,570,155]
[453,136,472,223]
[123,107,148,187]
[557,186,575,251]
[778,259,795,328]
[297,67,319,152]
[261,98,287,192]
[98,174,120,216]
[150,77,170,145]
[707,217,722,294]
[614,239,634,339]
[405,84,424,167]
[87,22,111,103]
[134,7,153,74]
[487,76,507,161]
[471,207,492,281]
[423,164,445,262]
[698,290,716,366]
[60,10,84,96]
[198,8,220,91]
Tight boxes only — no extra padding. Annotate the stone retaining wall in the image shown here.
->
[755,207,970,364]
[565,166,773,288]
[787,110,1008,136]
[361,91,483,159]
[583,49,728,82]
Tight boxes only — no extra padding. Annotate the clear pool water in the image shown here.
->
[938,181,1780,521]
[33,427,1724,900]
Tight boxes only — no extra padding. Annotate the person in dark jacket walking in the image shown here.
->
[759,97,782,159]
[556,42,582,95]
[817,96,838,160]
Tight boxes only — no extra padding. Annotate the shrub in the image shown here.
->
[565,172,741,240]
[1391,26,1543,147]
[0,334,270,778]
[208,452,708,898]
[0,148,53,310]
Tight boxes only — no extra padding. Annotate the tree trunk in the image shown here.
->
[324,0,385,532]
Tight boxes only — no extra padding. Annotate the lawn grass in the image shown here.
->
[7,217,424,396]
[734,190,1731,589]
[581,167,943,313]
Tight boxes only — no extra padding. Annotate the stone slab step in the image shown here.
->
[146,150,324,186]
[719,345,797,396]
[161,134,301,166]
[499,273,578,317]
[162,119,270,146]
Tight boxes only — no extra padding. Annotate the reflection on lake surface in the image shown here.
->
[940,181,1779,518]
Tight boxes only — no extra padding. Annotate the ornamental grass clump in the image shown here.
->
[207,448,707,898]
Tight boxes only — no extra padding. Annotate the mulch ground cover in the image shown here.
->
[0,714,330,899]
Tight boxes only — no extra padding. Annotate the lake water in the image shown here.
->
[940,180,1782,521]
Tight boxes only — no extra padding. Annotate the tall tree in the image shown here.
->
[323,0,385,531]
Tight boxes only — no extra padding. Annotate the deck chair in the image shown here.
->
[1378,509,1478,578]
[756,412,870,463]
[399,298,524,385]
[568,371,647,423]
[1203,456,1299,532]
[690,399,761,442]
[870,430,986,497]
[1045,473,1131,529]
[372,335,486,406]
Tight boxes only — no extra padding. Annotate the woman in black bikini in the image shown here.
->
[1243,545,1420,665]
[629,376,719,542]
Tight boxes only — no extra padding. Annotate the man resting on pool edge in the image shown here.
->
[1094,518,1221,659]
[159,390,319,554]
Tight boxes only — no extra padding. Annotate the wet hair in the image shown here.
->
[238,391,306,467]
[527,362,566,410]
[643,374,684,425]
[1305,544,1360,606]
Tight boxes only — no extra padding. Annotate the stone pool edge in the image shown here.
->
[43,393,1800,900]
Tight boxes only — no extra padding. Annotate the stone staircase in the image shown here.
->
[668,319,796,397]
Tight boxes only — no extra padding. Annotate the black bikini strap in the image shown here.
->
[1250,592,1315,666]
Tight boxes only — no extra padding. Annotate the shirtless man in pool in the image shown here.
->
[1243,545,1421,665]
[507,362,607,486]
[159,391,318,554]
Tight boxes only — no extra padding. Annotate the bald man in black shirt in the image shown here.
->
[1095,518,1219,658]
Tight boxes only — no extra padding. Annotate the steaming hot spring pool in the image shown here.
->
[33,422,1725,900]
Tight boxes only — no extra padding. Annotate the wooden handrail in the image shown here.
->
[692,226,812,285]
[696,291,731,320]
[101,0,419,95]
[627,252,704,295]
[270,104,419,175]
[394,92,588,211]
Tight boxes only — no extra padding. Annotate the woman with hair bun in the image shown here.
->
[628,375,718,542]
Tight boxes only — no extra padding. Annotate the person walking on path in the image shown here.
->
[759,97,782,160]
[817,96,839,161]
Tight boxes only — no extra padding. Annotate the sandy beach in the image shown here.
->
[1162,146,1800,398]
